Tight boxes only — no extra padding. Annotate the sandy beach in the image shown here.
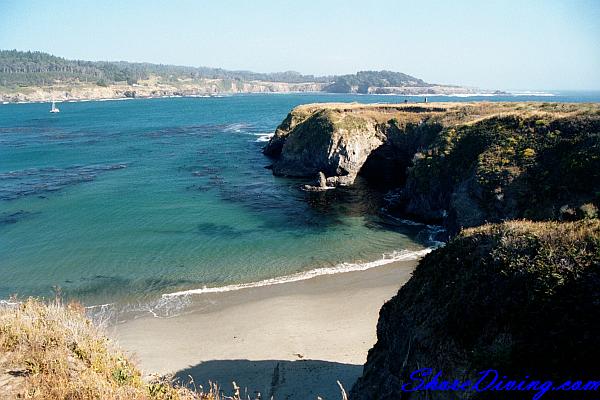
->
[109,259,418,399]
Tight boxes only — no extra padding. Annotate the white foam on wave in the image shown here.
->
[86,302,114,310]
[300,185,336,192]
[95,97,135,102]
[10,247,439,322]
[162,248,433,298]
[223,122,250,133]
[252,132,274,142]
[509,91,555,97]
[85,296,195,323]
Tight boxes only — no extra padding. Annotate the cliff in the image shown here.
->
[264,102,600,399]
[0,78,325,103]
[264,102,600,232]
[350,219,600,400]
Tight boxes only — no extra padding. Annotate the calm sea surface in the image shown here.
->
[1,92,598,314]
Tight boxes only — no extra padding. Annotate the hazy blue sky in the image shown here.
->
[1,0,599,90]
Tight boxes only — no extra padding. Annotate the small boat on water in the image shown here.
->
[50,101,60,113]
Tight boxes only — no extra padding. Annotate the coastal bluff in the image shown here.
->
[351,219,600,400]
[266,101,600,399]
[264,102,600,232]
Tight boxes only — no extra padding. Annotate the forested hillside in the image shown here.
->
[323,70,430,93]
[0,50,484,101]
[0,50,331,87]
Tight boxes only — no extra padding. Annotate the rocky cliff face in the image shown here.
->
[265,102,600,231]
[350,219,600,400]
[264,104,389,185]
[0,79,326,103]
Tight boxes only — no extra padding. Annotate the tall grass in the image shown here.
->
[0,298,218,399]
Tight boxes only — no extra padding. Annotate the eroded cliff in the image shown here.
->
[265,102,600,231]
[350,219,600,400]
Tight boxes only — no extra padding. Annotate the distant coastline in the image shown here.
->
[0,79,324,104]
[0,86,553,105]
[0,49,507,103]
[0,81,510,104]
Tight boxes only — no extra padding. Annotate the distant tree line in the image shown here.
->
[323,70,430,93]
[0,50,430,91]
[0,50,333,87]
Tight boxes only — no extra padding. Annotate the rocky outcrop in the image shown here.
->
[398,110,600,232]
[350,219,600,400]
[265,102,600,232]
[264,104,388,185]
[263,103,456,185]
[302,172,332,191]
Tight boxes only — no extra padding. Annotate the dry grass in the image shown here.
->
[288,101,600,127]
[0,298,225,400]
[0,299,348,399]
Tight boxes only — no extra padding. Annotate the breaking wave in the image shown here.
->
[163,248,433,298]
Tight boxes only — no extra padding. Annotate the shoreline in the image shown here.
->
[108,258,419,399]
[161,248,431,297]
[81,247,434,323]
[0,90,556,106]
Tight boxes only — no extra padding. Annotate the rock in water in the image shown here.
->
[302,171,332,191]
[317,171,327,188]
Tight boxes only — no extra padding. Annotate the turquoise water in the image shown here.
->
[1,92,598,311]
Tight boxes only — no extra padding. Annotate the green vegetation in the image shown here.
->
[425,219,599,376]
[351,219,600,399]
[0,50,435,94]
[399,106,600,230]
[323,70,428,93]
[0,49,330,88]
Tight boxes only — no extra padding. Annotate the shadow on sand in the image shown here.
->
[175,358,361,399]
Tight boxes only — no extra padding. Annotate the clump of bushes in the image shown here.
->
[400,111,600,230]
[352,219,600,399]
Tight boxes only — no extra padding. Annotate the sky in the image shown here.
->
[0,0,599,90]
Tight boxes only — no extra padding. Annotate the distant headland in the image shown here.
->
[0,50,505,103]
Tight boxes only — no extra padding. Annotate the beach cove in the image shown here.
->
[2,92,599,399]
[111,258,419,399]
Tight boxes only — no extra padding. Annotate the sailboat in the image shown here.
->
[50,100,60,113]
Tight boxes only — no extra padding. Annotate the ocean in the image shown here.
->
[1,92,598,318]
